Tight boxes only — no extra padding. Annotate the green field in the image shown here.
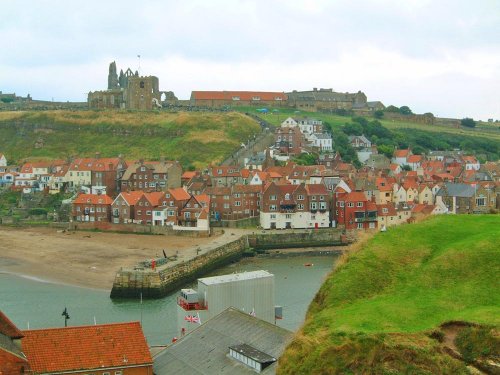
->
[0,110,261,168]
[278,215,500,374]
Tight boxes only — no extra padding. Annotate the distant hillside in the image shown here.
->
[237,107,500,161]
[278,215,500,374]
[0,110,260,168]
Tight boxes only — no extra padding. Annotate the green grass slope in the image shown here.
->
[278,215,500,374]
[0,110,261,168]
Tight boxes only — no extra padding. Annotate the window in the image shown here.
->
[168,210,175,216]
[270,195,277,201]
[357,202,363,207]
[382,208,388,213]
[270,204,277,211]
[339,201,344,207]
[357,223,363,229]
[140,167,146,172]
[146,210,151,215]
[285,214,292,219]
[234,193,241,198]
[270,214,276,219]
[137,210,142,215]
[224,203,230,209]
[311,196,316,201]
[476,197,486,206]
[319,195,324,201]
[284,193,290,200]
[297,194,304,200]
[310,202,318,210]
[184,212,191,219]
[348,202,354,207]
[369,222,376,229]
[298,204,304,210]
[235,201,241,206]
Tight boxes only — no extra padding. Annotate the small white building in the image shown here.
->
[0,153,7,167]
[176,270,276,335]
[309,133,333,151]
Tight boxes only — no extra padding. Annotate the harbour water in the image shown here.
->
[0,255,336,345]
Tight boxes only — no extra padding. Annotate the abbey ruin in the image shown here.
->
[87,61,177,110]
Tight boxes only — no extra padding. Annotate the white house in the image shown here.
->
[0,153,7,167]
[309,133,333,151]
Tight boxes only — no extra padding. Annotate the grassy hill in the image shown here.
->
[278,215,500,374]
[0,110,261,168]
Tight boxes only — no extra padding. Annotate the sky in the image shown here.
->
[1,0,499,120]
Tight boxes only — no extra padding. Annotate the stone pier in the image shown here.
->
[110,229,353,299]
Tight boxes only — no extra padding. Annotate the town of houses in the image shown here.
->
[0,116,498,233]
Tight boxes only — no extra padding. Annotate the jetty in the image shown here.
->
[110,229,353,299]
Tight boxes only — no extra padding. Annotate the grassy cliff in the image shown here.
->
[0,110,261,168]
[278,215,500,374]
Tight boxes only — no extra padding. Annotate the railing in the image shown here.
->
[177,297,208,311]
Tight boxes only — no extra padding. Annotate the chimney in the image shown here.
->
[313,88,317,92]
[160,156,165,163]
[95,152,101,160]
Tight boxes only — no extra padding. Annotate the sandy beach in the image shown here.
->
[0,226,248,290]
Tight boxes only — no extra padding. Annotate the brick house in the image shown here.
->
[209,166,248,187]
[152,187,191,226]
[0,310,30,375]
[135,192,164,225]
[90,156,127,196]
[72,193,113,222]
[260,182,330,229]
[120,160,182,192]
[111,191,144,224]
[436,182,496,214]
[178,195,210,230]
[190,91,287,108]
[274,126,304,156]
[334,191,378,230]
[22,322,153,375]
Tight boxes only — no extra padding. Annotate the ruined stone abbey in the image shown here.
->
[88,62,176,110]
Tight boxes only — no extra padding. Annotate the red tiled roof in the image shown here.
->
[305,184,328,195]
[73,194,113,205]
[182,171,197,180]
[144,192,164,206]
[22,322,152,373]
[169,187,191,201]
[195,194,210,207]
[0,310,23,339]
[192,91,287,101]
[394,149,411,158]
[407,155,422,163]
[117,191,144,205]
[345,192,368,202]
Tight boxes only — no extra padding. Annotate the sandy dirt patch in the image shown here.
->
[0,226,249,290]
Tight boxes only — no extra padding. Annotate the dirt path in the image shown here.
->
[0,226,251,290]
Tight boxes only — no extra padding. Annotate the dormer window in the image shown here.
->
[252,96,261,101]
[232,96,240,101]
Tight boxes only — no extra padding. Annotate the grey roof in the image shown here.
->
[153,307,293,375]
[199,270,273,286]
[436,182,476,198]
[364,154,390,169]
[313,133,332,139]
[229,343,276,364]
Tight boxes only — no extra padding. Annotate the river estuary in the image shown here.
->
[0,255,337,345]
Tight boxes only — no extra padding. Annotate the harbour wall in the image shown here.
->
[110,228,354,299]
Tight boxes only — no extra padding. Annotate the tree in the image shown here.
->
[374,110,384,119]
[385,105,399,113]
[461,117,476,128]
[377,145,394,158]
[399,106,413,115]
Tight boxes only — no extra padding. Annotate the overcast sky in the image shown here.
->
[1,0,499,120]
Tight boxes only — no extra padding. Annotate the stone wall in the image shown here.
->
[110,228,351,299]
[110,237,247,298]
[69,221,211,237]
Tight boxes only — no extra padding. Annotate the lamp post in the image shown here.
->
[62,307,70,327]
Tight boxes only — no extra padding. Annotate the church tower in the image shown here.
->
[108,61,119,89]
